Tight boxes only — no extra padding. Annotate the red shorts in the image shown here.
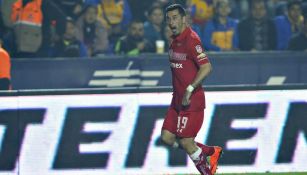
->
[162,107,204,138]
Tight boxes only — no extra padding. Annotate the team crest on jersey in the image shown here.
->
[195,45,203,53]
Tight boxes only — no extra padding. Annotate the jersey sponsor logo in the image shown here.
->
[195,45,203,53]
[169,49,187,61]
[170,62,183,69]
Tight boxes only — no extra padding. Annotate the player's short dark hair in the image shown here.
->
[287,0,301,10]
[165,4,186,16]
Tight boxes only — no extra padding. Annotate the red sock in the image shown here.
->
[196,142,215,156]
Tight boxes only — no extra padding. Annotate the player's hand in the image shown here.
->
[182,90,192,106]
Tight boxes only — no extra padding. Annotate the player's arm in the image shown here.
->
[190,62,212,89]
[182,37,211,106]
[182,61,212,106]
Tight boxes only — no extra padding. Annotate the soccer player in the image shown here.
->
[161,4,222,175]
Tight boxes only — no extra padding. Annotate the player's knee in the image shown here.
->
[161,134,172,145]
[161,131,175,146]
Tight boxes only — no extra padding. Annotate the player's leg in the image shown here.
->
[177,110,211,175]
[170,136,222,174]
[196,142,222,174]
[178,137,211,175]
[161,129,176,146]
[196,142,215,156]
[193,109,222,175]
[161,107,178,147]
[207,146,223,174]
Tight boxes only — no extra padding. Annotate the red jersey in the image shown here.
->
[168,27,209,111]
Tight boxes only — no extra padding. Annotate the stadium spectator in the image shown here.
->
[275,0,303,50]
[144,5,164,52]
[128,0,154,21]
[7,0,64,58]
[0,6,9,45]
[274,0,288,16]
[0,39,11,90]
[185,0,215,39]
[288,13,307,51]
[238,0,277,51]
[186,0,214,25]
[203,0,239,51]
[77,5,109,56]
[186,13,203,40]
[43,0,85,56]
[97,0,131,29]
[96,0,132,54]
[115,19,154,55]
[11,0,44,58]
[128,0,184,22]
[1,0,15,28]
[38,0,66,57]
[50,18,88,58]
[230,0,250,19]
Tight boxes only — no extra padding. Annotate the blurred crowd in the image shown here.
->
[0,0,307,59]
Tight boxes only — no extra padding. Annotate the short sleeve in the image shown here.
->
[189,37,209,66]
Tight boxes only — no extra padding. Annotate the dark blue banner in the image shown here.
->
[11,52,307,89]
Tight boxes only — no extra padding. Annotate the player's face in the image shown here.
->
[166,9,186,36]
[252,2,266,20]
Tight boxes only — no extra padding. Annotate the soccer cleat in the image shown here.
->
[208,146,223,174]
[195,153,212,175]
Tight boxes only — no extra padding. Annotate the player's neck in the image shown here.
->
[180,26,187,34]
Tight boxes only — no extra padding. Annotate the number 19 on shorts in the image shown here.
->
[177,116,188,133]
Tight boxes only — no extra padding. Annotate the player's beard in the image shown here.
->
[171,21,185,36]
[170,26,180,36]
